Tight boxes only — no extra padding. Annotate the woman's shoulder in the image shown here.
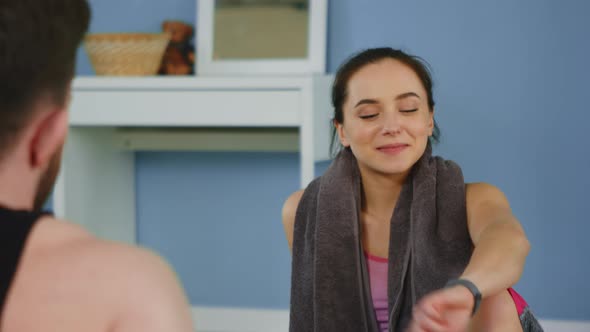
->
[282,189,305,226]
[465,182,509,206]
[465,182,505,198]
[281,176,324,220]
[281,189,305,250]
[281,176,323,231]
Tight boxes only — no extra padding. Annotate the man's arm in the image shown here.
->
[98,243,194,332]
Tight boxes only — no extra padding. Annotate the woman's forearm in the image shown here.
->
[459,220,530,298]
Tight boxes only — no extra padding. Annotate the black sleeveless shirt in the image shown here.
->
[0,206,49,317]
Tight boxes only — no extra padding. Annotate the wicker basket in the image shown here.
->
[84,33,171,76]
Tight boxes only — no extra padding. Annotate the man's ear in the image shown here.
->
[29,110,68,168]
[335,120,350,147]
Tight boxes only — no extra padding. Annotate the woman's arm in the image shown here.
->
[461,182,530,297]
[406,182,530,332]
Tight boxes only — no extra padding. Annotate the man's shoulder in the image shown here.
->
[4,216,193,331]
[31,216,179,292]
[19,217,184,312]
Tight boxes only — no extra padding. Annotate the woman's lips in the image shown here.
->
[377,143,408,155]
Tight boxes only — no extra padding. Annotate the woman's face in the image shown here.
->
[336,59,434,177]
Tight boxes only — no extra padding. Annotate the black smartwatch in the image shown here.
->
[445,278,482,316]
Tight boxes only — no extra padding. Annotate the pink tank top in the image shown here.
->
[365,251,528,332]
[365,252,389,332]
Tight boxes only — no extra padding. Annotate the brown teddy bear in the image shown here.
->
[158,20,195,75]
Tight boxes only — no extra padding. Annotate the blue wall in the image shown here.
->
[323,1,590,320]
[136,152,301,308]
[76,0,590,320]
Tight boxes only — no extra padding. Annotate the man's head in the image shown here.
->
[0,0,90,210]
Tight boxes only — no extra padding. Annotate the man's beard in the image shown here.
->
[33,148,62,211]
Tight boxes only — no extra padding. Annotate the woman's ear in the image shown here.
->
[428,109,435,136]
[335,120,350,147]
[29,110,68,169]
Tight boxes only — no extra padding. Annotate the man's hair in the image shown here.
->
[0,0,90,157]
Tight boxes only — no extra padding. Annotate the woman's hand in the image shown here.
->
[405,285,474,332]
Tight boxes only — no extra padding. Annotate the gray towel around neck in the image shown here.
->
[290,145,473,332]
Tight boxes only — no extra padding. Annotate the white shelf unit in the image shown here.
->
[52,75,333,244]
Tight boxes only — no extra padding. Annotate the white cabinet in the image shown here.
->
[53,75,333,244]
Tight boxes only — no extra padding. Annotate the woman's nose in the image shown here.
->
[380,110,402,135]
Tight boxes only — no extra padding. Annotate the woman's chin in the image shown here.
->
[371,162,412,177]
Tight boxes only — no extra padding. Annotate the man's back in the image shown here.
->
[0,1,195,330]
[0,208,194,332]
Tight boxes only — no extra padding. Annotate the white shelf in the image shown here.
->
[70,76,316,127]
[112,128,300,152]
[73,76,316,89]
[69,75,333,159]
[57,74,334,244]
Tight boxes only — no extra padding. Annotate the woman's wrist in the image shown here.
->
[445,278,482,316]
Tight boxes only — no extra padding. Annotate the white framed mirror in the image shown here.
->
[197,0,327,75]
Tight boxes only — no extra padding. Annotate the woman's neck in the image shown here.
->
[359,164,409,221]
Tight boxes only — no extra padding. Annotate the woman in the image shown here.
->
[282,48,542,332]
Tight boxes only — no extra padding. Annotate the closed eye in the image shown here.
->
[359,114,378,119]
[400,109,418,113]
